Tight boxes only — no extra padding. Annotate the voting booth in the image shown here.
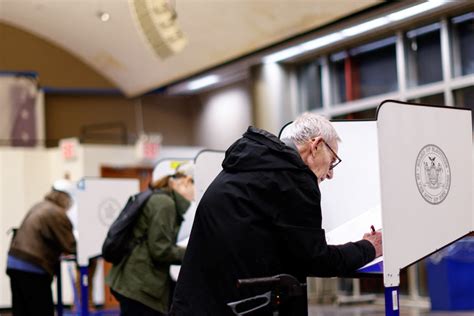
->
[194,150,226,203]
[74,177,139,316]
[168,150,226,280]
[173,150,225,241]
[376,101,472,314]
[281,100,472,315]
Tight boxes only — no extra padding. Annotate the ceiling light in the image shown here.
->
[299,33,344,52]
[387,0,445,21]
[264,33,346,63]
[341,17,389,37]
[98,11,110,22]
[263,47,305,64]
[262,0,449,64]
[187,75,219,91]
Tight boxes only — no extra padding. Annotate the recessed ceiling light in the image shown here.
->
[187,75,219,91]
[98,11,110,22]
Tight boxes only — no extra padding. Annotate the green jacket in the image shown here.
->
[107,190,190,313]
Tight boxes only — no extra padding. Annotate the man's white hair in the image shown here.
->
[281,112,340,145]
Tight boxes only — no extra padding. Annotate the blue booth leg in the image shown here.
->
[79,266,89,316]
[385,286,400,316]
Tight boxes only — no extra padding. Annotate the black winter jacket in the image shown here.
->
[171,127,375,315]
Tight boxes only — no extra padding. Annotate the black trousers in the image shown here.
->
[7,269,54,316]
[111,289,165,316]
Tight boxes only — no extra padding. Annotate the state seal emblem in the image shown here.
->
[415,144,451,205]
[98,198,121,226]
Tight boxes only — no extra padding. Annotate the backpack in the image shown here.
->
[101,188,160,264]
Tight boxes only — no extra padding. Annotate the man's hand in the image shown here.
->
[363,230,382,258]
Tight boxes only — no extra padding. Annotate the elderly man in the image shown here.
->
[171,113,382,315]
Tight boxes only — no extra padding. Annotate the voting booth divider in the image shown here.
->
[194,150,226,203]
[72,178,139,316]
[166,150,226,281]
[377,100,472,314]
[281,100,472,315]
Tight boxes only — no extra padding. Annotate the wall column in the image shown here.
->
[251,63,292,135]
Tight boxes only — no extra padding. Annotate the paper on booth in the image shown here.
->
[325,204,382,245]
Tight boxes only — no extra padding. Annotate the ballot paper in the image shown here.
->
[170,237,189,281]
[357,256,383,273]
[325,204,381,244]
[325,204,383,273]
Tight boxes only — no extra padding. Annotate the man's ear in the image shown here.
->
[311,136,323,153]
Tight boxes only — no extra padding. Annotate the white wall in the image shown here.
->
[196,81,252,150]
[0,148,57,307]
[83,145,204,177]
[158,146,203,160]
[83,145,137,177]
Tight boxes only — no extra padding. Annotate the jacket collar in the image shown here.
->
[243,126,288,151]
[243,126,307,168]
[281,137,299,153]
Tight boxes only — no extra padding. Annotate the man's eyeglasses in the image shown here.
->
[322,140,342,170]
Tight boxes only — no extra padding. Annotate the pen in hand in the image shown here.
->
[366,225,382,257]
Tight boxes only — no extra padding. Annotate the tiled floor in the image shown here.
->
[0,309,119,316]
[308,305,474,316]
[1,305,474,315]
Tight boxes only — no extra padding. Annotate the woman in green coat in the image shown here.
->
[108,166,195,316]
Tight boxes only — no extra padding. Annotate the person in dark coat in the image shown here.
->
[170,113,382,315]
[6,180,76,316]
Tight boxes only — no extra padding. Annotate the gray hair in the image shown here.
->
[280,112,340,145]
